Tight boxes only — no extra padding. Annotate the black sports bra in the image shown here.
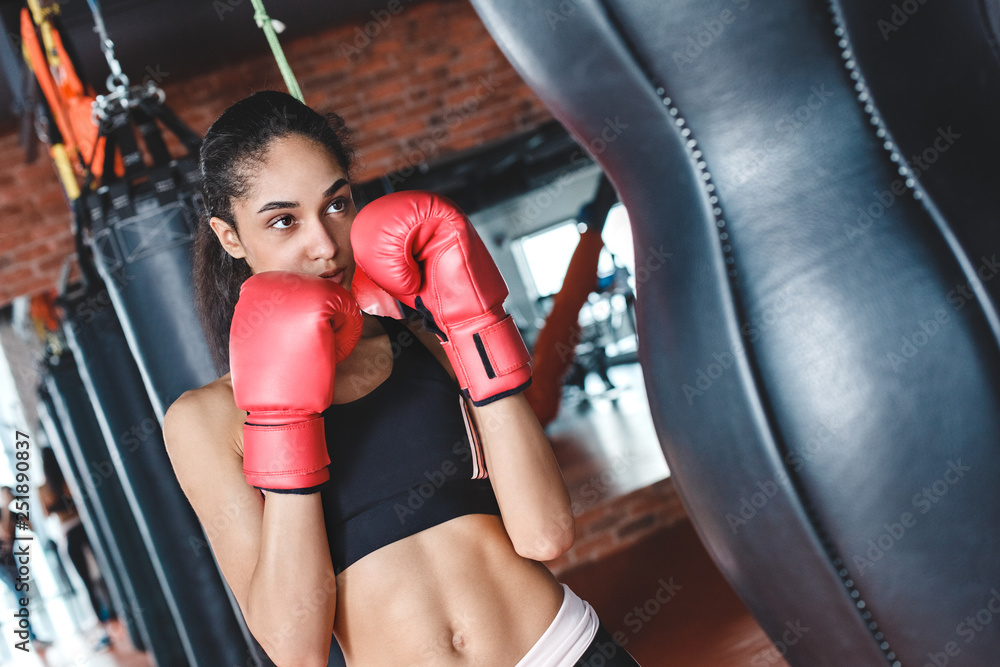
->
[320,314,501,574]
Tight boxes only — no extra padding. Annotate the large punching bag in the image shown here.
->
[39,347,167,656]
[36,384,137,647]
[59,282,261,667]
[76,97,218,422]
[469,1,1000,665]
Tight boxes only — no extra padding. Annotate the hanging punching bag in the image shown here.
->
[39,347,167,657]
[35,393,128,636]
[468,1,1000,665]
[76,97,218,422]
[59,281,259,667]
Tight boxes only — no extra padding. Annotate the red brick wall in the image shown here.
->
[0,0,552,306]
[546,478,688,576]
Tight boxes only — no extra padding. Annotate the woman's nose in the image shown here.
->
[305,218,338,260]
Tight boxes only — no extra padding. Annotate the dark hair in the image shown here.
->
[193,91,356,373]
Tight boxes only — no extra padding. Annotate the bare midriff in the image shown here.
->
[333,514,565,666]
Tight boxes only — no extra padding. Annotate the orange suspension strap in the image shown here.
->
[524,175,619,426]
[20,0,110,190]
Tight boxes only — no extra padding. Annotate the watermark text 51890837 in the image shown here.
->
[10,430,35,652]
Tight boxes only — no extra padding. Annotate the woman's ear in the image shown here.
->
[209,217,247,260]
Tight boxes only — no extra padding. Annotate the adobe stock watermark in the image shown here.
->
[725,416,840,535]
[348,320,415,393]
[77,417,157,494]
[571,448,641,516]
[188,491,260,556]
[885,307,951,372]
[544,0,584,32]
[338,0,420,58]
[604,576,683,652]
[577,116,629,162]
[922,588,1000,667]
[681,285,798,405]
[750,620,810,666]
[671,0,754,72]
[887,252,999,371]
[267,574,338,657]
[946,253,1000,312]
[633,244,673,286]
[392,438,481,524]
[385,74,502,188]
[843,126,961,242]
[852,459,970,575]
[877,0,934,41]
[503,117,629,235]
[213,0,245,20]
[734,83,836,185]
[506,168,590,237]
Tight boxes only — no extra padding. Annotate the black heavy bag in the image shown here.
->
[468,1,1000,665]
[60,282,255,667]
[75,98,216,422]
[36,382,141,649]
[39,348,164,655]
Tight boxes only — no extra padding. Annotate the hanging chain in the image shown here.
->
[86,0,127,92]
[86,0,165,125]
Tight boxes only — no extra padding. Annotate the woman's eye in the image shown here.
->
[270,215,294,229]
[327,198,347,215]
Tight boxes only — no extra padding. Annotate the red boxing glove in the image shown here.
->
[350,191,531,406]
[230,271,363,492]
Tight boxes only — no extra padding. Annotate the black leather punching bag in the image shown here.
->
[77,100,218,422]
[469,1,1000,665]
[36,381,145,650]
[39,348,165,656]
[60,282,257,666]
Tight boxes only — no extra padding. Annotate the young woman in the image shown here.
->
[164,90,639,667]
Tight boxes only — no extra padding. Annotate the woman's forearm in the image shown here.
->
[473,393,576,561]
[247,492,337,666]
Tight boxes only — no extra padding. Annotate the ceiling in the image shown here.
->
[0,0,402,124]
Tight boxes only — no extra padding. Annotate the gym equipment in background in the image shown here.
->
[525,175,618,426]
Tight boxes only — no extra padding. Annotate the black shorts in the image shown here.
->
[575,624,641,666]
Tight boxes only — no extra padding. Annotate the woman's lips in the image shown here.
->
[322,269,345,284]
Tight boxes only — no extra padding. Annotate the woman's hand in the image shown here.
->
[351,190,532,406]
[230,271,363,492]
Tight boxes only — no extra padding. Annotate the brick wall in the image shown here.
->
[547,477,688,576]
[0,0,552,306]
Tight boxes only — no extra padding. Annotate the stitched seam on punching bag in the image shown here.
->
[594,0,898,664]
[827,0,1000,354]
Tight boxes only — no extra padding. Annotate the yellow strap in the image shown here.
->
[51,144,81,200]
[26,0,60,25]
[26,0,63,68]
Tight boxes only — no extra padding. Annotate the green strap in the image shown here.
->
[250,0,304,102]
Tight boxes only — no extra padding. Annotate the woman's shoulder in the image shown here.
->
[163,374,243,457]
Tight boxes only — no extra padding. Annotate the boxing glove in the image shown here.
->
[230,271,363,492]
[350,191,531,406]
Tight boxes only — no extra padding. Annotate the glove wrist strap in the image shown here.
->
[242,416,331,490]
[444,312,532,406]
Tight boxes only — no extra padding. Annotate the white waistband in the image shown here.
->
[516,584,600,667]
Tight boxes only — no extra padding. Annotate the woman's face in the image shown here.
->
[210,133,357,288]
